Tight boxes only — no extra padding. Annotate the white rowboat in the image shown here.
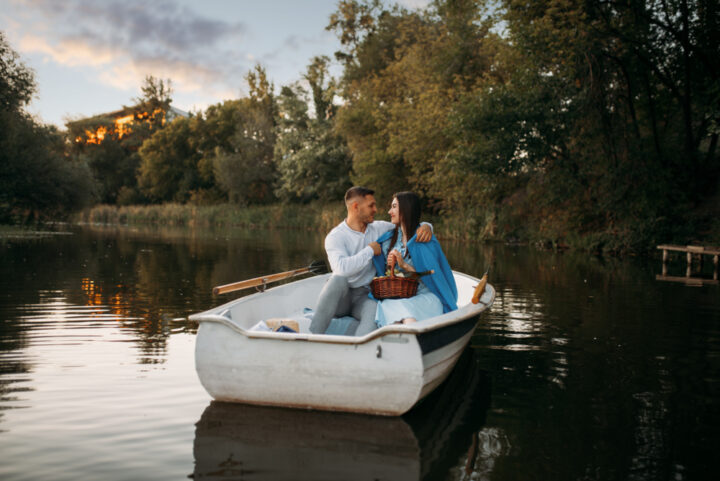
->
[190,270,495,416]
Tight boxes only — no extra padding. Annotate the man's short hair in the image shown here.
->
[345,186,374,204]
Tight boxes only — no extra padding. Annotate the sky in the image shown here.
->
[1,0,429,128]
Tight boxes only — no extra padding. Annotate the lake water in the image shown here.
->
[1,224,718,481]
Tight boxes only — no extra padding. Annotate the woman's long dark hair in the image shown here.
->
[389,192,422,254]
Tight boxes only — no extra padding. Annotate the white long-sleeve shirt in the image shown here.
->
[324,219,431,288]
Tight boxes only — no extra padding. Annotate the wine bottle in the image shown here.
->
[405,269,434,279]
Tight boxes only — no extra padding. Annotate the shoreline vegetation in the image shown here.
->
[72,202,720,254]
[74,203,347,234]
[3,199,718,255]
[72,202,508,244]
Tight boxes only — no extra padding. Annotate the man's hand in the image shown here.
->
[416,224,432,243]
[369,241,382,256]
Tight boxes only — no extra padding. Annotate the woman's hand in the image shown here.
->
[388,249,415,272]
[387,249,400,272]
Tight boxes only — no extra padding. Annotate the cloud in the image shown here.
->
[21,0,245,52]
[261,30,337,76]
[397,0,432,9]
[12,0,250,98]
[19,34,115,66]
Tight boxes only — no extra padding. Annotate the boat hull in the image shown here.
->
[192,271,494,415]
[196,323,424,415]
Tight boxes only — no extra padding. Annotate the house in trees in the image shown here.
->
[67,104,188,145]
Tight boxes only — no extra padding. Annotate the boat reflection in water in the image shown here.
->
[192,347,491,480]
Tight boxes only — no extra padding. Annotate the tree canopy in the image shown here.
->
[274,56,352,202]
[326,0,720,250]
[1,32,96,221]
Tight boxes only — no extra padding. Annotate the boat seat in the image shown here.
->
[257,308,359,336]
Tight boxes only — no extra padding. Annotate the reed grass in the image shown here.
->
[72,198,720,252]
[76,203,347,233]
[75,202,504,243]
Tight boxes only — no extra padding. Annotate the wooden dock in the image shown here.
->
[657,244,719,284]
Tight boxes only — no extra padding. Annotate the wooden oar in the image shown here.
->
[213,260,329,295]
[471,268,490,304]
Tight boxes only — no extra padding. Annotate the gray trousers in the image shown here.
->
[310,275,378,336]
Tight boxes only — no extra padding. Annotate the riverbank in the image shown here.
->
[0,225,75,243]
[72,202,497,243]
[74,203,347,234]
[65,201,720,254]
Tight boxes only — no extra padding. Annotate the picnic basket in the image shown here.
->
[370,271,419,299]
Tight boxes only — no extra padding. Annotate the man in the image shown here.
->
[310,186,432,336]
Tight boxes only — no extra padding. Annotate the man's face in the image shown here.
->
[357,195,378,225]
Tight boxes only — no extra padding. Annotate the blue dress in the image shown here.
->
[375,236,444,327]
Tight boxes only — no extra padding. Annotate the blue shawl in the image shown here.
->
[372,230,458,312]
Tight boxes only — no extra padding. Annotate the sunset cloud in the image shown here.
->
[9,0,249,94]
[0,0,345,125]
[19,34,117,67]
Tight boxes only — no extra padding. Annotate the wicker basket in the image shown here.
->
[370,273,418,299]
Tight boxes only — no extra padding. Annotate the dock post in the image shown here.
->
[657,244,720,284]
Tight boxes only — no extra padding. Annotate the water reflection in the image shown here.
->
[1,224,326,359]
[193,349,493,481]
[2,225,719,480]
[404,349,498,480]
[194,404,420,480]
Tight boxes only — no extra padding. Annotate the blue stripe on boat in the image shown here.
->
[417,316,478,354]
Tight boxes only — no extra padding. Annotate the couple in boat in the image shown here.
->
[310,186,457,336]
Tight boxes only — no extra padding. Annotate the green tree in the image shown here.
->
[274,56,352,202]
[192,100,243,200]
[1,31,34,112]
[329,0,505,206]
[330,0,719,249]
[329,1,418,200]
[468,0,720,249]
[211,65,277,205]
[129,75,174,133]
[3,116,97,219]
[137,116,202,202]
[327,0,384,67]
[1,32,96,221]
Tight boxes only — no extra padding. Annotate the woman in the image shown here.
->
[372,192,458,327]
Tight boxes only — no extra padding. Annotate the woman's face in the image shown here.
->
[388,197,401,225]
